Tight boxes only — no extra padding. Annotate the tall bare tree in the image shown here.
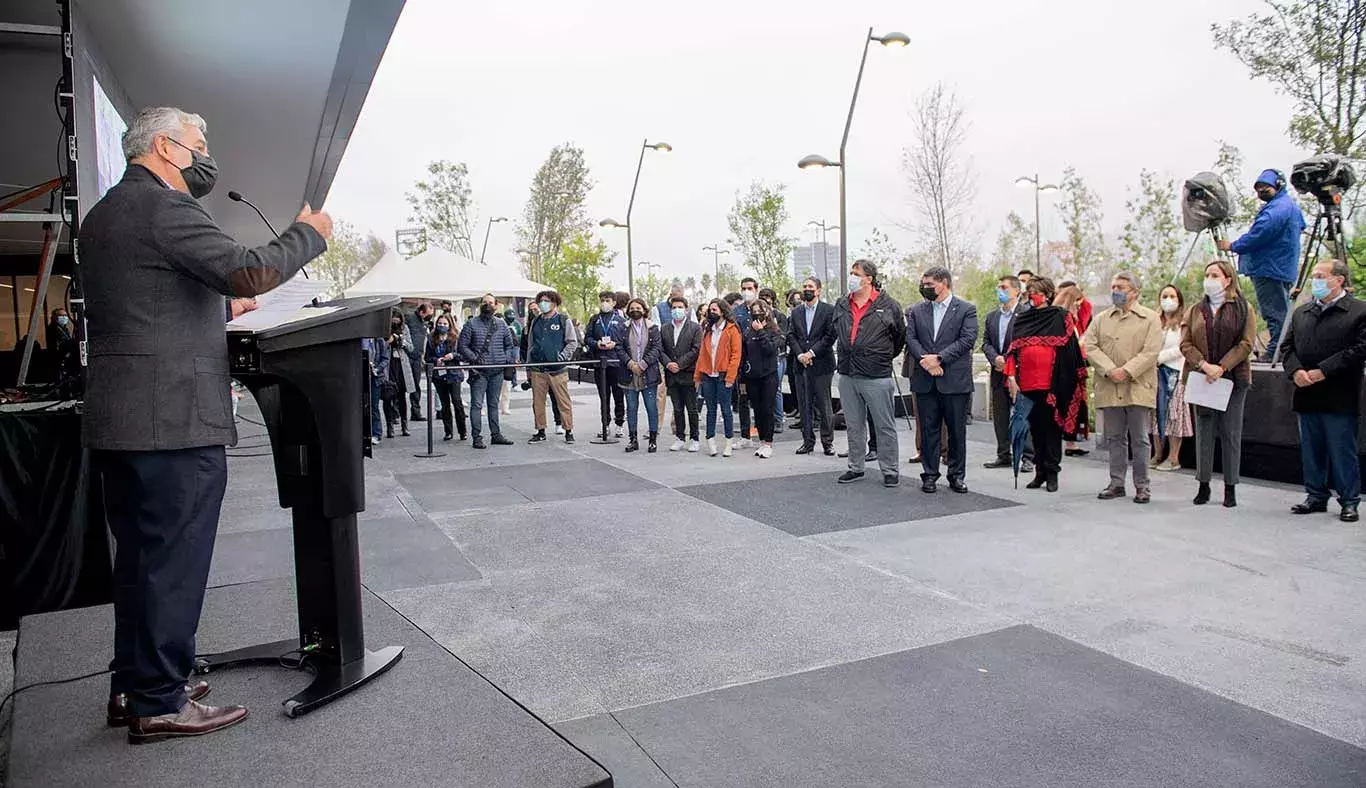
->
[902,83,976,272]
[405,160,476,258]
[1055,166,1109,279]
[515,143,594,280]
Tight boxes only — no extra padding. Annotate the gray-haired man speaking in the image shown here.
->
[80,107,332,743]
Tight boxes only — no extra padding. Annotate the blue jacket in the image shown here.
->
[366,338,389,379]
[426,334,464,382]
[611,320,663,388]
[1231,183,1304,283]
[526,311,580,374]
[457,314,516,368]
[586,311,628,367]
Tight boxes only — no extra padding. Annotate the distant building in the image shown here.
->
[792,241,840,286]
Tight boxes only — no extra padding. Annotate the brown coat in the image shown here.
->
[1082,303,1164,409]
[1179,297,1258,385]
[694,321,743,386]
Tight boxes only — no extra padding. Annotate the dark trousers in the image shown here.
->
[737,384,755,437]
[595,363,625,430]
[917,390,969,482]
[991,372,1033,463]
[796,367,835,448]
[407,354,424,411]
[748,373,779,442]
[668,379,700,441]
[99,446,227,717]
[1253,277,1291,358]
[1026,391,1062,477]
[370,376,384,439]
[1299,411,1361,506]
[433,377,468,438]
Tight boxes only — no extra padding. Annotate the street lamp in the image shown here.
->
[797,28,908,295]
[479,216,508,265]
[807,220,840,299]
[1014,174,1059,270]
[702,245,730,293]
[600,138,672,294]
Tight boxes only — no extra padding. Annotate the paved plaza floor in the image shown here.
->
[8,379,1365,786]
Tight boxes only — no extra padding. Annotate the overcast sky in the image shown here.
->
[324,0,1309,288]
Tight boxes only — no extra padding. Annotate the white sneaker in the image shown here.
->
[372,435,381,444]
[687,440,700,453]
[555,425,565,435]
[732,437,751,450]
[670,439,685,452]
[722,439,733,457]
[706,437,718,456]
[758,444,773,459]
[614,425,624,438]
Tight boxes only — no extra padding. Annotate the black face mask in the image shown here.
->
[919,284,939,301]
[479,303,495,317]
[1257,189,1275,202]
[166,137,218,199]
[628,311,645,320]
[707,312,720,323]
[801,290,817,302]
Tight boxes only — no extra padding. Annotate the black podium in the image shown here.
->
[195,295,403,717]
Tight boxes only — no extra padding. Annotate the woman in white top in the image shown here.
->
[1151,284,1193,470]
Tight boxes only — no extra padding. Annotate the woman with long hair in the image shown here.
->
[385,309,413,438]
[693,297,743,457]
[426,313,468,441]
[613,297,663,452]
[1180,260,1257,508]
[1055,281,1092,456]
[1005,276,1089,492]
[741,299,784,459]
[1151,284,1193,470]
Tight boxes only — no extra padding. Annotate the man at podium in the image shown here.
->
[77,106,333,744]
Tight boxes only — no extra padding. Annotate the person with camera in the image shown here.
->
[526,290,578,444]
[741,299,785,459]
[426,313,468,441]
[457,293,517,449]
[384,309,414,438]
[404,303,432,422]
[1217,169,1305,361]
[835,260,906,486]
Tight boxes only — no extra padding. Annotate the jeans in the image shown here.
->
[668,380,700,441]
[625,385,660,435]
[773,358,787,430]
[838,375,899,476]
[1252,277,1291,357]
[1101,406,1153,490]
[1194,381,1247,485]
[700,375,734,439]
[370,376,384,439]
[468,372,504,440]
[748,373,779,443]
[1299,411,1361,506]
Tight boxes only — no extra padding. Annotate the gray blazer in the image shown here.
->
[78,164,326,450]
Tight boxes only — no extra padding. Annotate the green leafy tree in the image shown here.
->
[1213,1,1366,159]
[405,160,476,258]
[515,143,593,281]
[699,272,713,298]
[1120,169,1184,297]
[311,220,387,297]
[542,232,615,320]
[991,211,1038,274]
[727,180,796,289]
[715,263,742,296]
[1212,141,1263,227]
[1056,166,1109,279]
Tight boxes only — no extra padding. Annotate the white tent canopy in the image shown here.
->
[344,246,548,301]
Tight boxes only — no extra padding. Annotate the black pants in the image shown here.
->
[990,372,1033,463]
[1026,391,1062,477]
[917,389,969,482]
[796,367,835,448]
[595,363,625,431]
[737,384,754,437]
[748,374,779,442]
[434,377,468,438]
[668,379,700,441]
[785,361,799,415]
[98,446,227,717]
[407,354,424,411]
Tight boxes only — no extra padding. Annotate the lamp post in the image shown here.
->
[479,216,508,265]
[702,245,730,293]
[600,138,671,294]
[806,220,840,300]
[798,28,908,295]
[1014,174,1059,270]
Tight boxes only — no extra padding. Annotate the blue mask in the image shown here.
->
[56,315,70,326]
[996,288,1010,304]
[1311,278,1331,300]
[435,325,449,334]
[671,307,687,321]
[1111,290,1129,308]
[538,300,553,314]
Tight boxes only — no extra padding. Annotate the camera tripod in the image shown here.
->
[1268,199,1347,367]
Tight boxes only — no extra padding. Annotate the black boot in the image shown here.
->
[1223,484,1237,508]
[1193,482,1211,506]
[1025,471,1046,489]
[625,433,639,453]
[647,431,658,453]
[411,406,425,422]
[385,424,394,439]
[1046,472,1059,493]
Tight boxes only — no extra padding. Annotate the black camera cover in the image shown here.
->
[1290,154,1356,200]
[1182,171,1233,232]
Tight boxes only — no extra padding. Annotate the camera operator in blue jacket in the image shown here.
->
[1218,169,1306,361]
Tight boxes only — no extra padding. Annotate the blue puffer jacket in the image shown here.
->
[456,314,516,367]
[1231,173,1305,283]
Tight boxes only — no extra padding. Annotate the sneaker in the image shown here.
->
[733,437,752,450]
[757,444,773,459]
[722,439,733,458]
[555,425,564,435]
[614,425,625,438]
[491,434,514,446]
[670,439,686,452]
[883,474,900,487]
[528,431,547,443]
[705,437,718,457]
[687,440,700,453]
[371,435,381,444]
[837,471,865,484]
[564,431,575,444]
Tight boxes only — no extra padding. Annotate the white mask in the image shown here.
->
[741,289,758,303]
[1203,278,1225,299]
[848,275,863,292]
[1160,297,1178,313]
[600,302,614,313]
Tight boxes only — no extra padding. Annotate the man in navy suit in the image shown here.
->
[982,274,1034,472]
[906,266,979,493]
[787,276,838,455]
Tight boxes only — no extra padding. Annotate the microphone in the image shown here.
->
[228,190,311,280]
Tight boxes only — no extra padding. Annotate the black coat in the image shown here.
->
[835,291,906,378]
[1280,294,1366,414]
[741,327,783,380]
[661,320,701,384]
[77,164,325,450]
[905,296,980,395]
[787,301,838,377]
[612,321,663,388]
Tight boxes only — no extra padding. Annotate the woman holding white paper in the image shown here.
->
[1180,261,1257,508]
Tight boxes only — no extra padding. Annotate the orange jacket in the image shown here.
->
[694,321,742,386]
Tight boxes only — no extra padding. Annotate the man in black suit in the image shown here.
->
[661,294,702,451]
[787,276,838,455]
[80,106,332,742]
[982,274,1034,472]
[906,266,979,493]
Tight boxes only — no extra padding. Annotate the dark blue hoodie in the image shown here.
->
[1231,170,1305,283]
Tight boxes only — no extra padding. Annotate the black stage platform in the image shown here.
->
[6,579,611,788]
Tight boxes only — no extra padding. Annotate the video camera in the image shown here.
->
[1181,171,1233,233]
[1290,155,1356,206]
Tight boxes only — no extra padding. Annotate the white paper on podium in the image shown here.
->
[227,277,333,331]
[1184,372,1234,411]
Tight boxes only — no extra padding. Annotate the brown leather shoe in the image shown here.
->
[127,699,247,744]
[107,681,211,727]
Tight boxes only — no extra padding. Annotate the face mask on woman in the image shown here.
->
[1160,297,1178,313]
[1203,278,1225,299]
[435,323,450,335]
[1029,292,1047,307]
[628,309,645,320]
[56,315,70,326]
